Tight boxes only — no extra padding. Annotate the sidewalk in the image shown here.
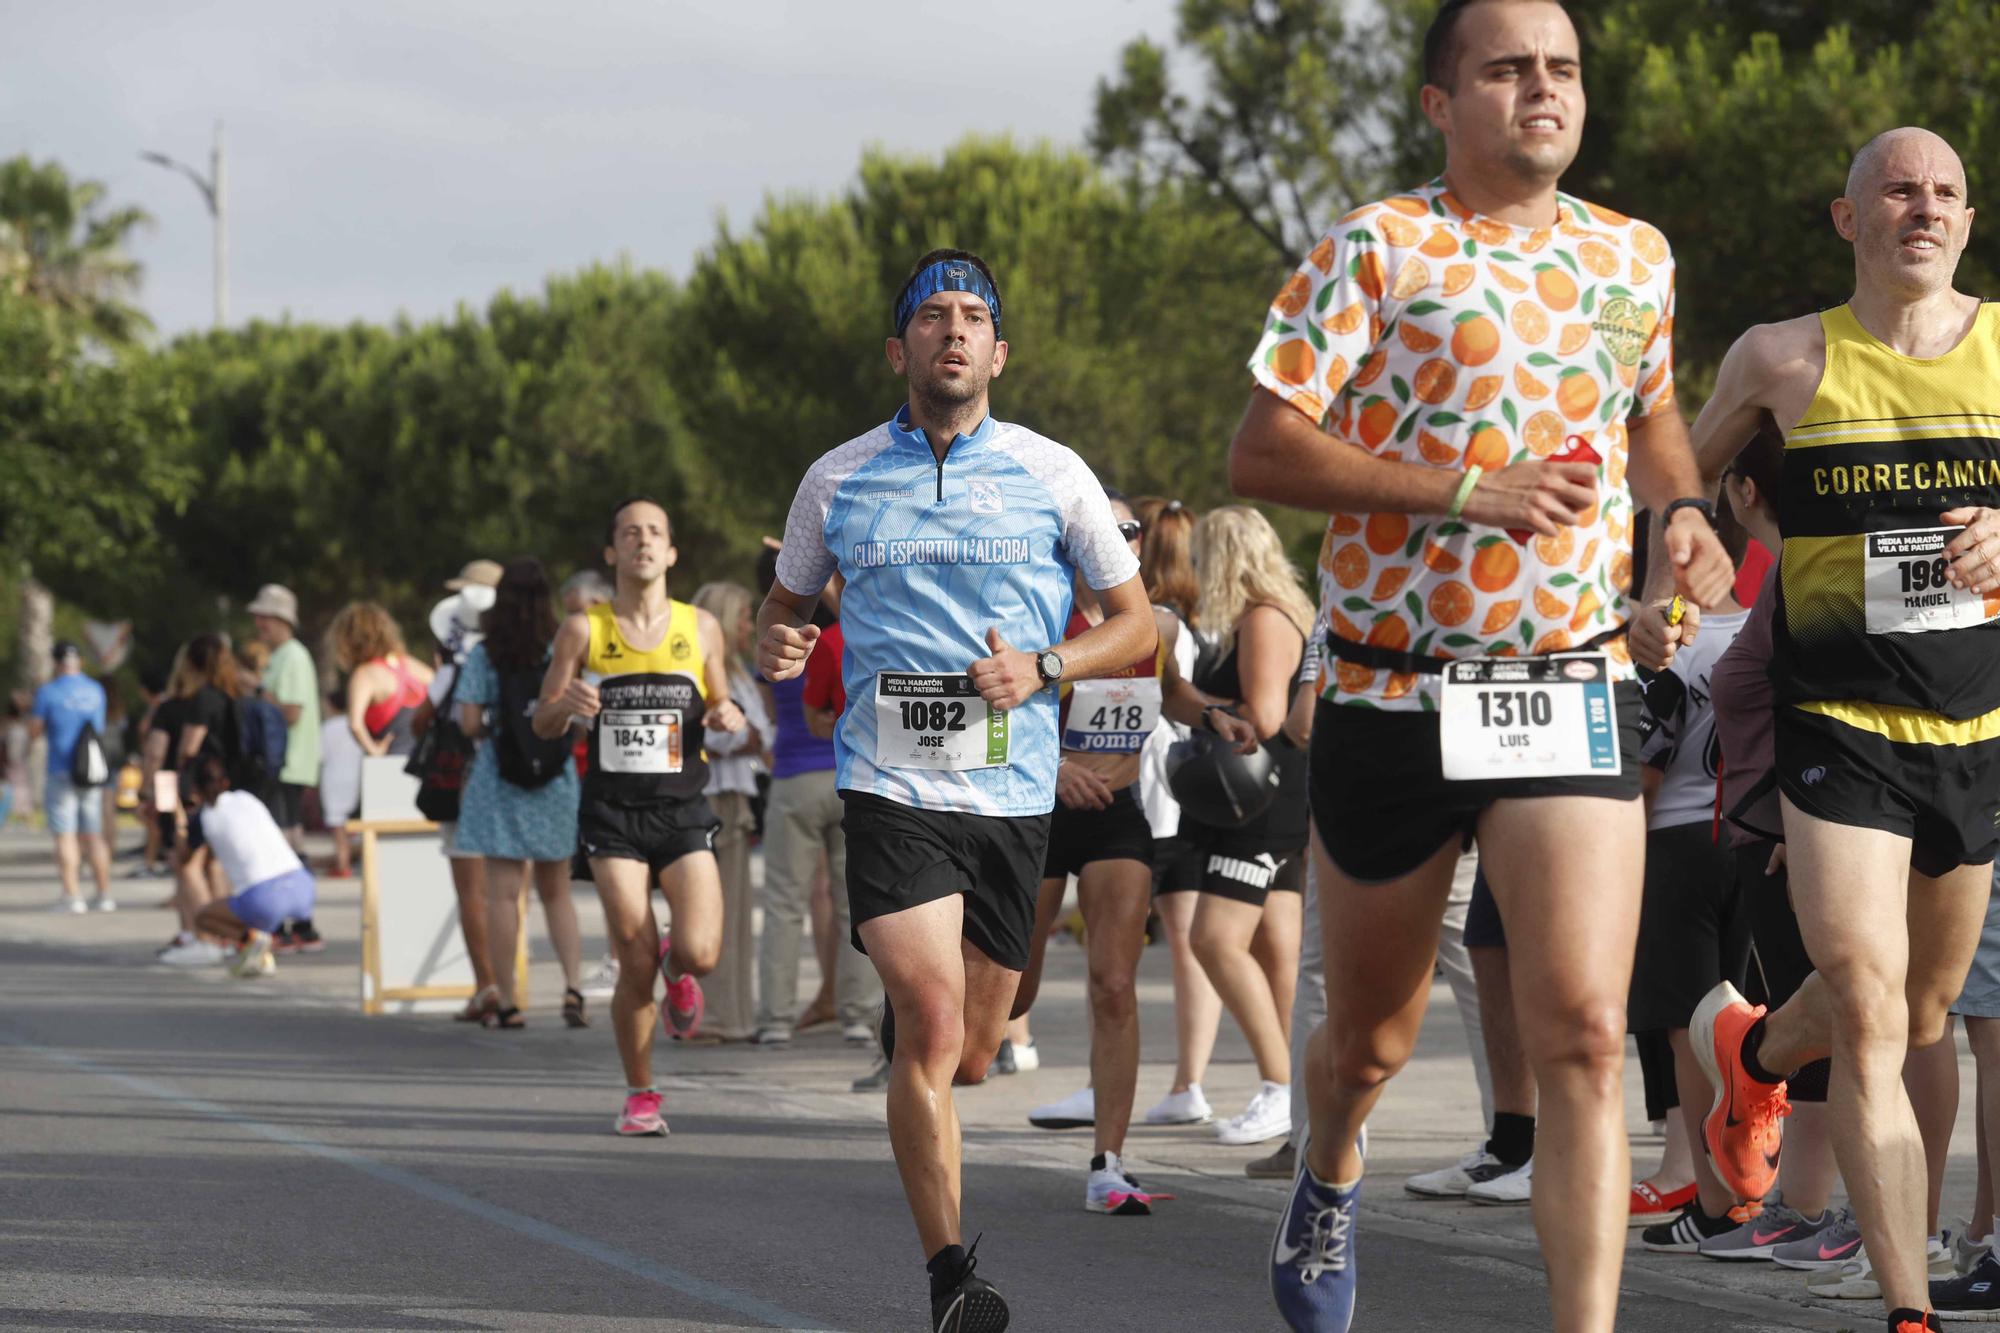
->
[0,817,1967,1329]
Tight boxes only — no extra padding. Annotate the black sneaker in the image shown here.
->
[1933,1248,2000,1318]
[991,1040,1017,1076]
[291,921,324,953]
[932,1242,1008,1333]
[1642,1201,1753,1253]
[271,924,298,954]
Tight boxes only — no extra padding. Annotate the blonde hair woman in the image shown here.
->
[327,602,433,758]
[1176,505,1315,1150]
[691,580,773,1041]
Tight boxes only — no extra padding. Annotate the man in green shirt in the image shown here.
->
[248,585,321,851]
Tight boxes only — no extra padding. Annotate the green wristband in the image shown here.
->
[1448,465,1484,520]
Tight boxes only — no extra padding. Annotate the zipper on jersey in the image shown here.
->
[935,453,945,503]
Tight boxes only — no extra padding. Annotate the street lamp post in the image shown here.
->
[140,120,227,327]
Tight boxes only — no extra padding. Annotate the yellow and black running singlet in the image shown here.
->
[1776,302,2000,722]
[582,600,708,803]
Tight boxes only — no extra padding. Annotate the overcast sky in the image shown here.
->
[9,1,1181,338]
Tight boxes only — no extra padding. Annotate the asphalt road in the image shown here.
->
[0,822,1946,1331]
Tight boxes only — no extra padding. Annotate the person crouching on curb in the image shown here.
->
[184,754,317,979]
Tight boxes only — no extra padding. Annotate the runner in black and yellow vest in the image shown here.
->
[534,497,746,1138]
[1642,129,2000,1333]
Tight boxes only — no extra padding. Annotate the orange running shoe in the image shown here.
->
[1690,981,1790,1201]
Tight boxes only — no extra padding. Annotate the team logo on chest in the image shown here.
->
[1594,295,1648,367]
[969,480,1005,515]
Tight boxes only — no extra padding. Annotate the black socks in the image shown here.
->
[927,1244,968,1301]
[1487,1111,1535,1166]
[1741,1016,1788,1086]
[1886,1308,1939,1331]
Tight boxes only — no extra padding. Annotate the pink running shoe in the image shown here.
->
[658,934,704,1037]
[615,1090,667,1136]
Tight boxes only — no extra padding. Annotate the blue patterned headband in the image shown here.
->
[893,259,1002,340]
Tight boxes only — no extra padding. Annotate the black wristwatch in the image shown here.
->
[1662,496,1718,529]
[1035,650,1064,686]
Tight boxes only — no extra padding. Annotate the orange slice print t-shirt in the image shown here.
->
[1246,178,1678,712]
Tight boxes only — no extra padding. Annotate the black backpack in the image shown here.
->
[493,666,571,789]
[69,723,110,788]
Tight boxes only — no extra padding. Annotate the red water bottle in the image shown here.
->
[1507,433,1602,544]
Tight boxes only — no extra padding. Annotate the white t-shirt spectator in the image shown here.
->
[200,789,304,891]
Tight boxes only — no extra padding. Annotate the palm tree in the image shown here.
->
[0,156,153,689]
[0,155,153,352]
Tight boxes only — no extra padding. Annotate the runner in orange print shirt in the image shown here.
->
[1239,3,1734,1331]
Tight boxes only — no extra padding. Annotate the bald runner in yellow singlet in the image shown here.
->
[1641,128,2000,1332]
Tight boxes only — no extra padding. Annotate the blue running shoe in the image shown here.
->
[1271,1146,1360,1332]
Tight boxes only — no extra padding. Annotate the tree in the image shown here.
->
[1090,0,1423,267]
[0,160,168,689]
[0,156,153,351]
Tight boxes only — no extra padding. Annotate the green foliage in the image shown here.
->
[0,155,153,350]
[16,1,2000,660]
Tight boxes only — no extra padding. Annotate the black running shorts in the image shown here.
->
[1169,813,1304,906]
[1043,786,1154,880]
[1309,683,1644,884]
[1774,705,2000,879]
[841,790,1052,972]
[577,795,721,881]
[1626,820,1751,1032]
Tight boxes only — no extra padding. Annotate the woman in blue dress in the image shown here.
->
[453,559,585,1029]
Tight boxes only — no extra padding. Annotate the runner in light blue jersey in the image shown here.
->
[758,248,1153,1333]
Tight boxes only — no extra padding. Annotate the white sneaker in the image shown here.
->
[1805,1255,1878,1299]
[1405,1146,1511,1198]
[156,930,195,956]
[579,955,619,999]
[53,897,87,915]
[1144,1085,1213,1126]
[1010,1039,1040,1072]
[157,938,227,968]
[1465,1155,1534,1205]
[93,896,118,912]
[1215,1083,1291,1146]
[231,934,276,979]
[841,1022,874,1046]
[1931,1231,1956,1280]
[1030,1087,1095,1129]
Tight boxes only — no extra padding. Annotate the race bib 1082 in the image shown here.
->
[874,672,1010,771]
[1439,655,1620,781]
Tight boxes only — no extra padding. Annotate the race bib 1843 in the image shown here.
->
[1439,655,1620,781]
[1060,677,1162,753]
[598,708,683,774]
[1864,527,1997,635]
[874,672,1010,771]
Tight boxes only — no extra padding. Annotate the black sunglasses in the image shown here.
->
[1117,520,1144,541]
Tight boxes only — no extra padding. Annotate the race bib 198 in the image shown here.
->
[874,672,1009,771]
[1863,527,1996,635]
[1439,655,1620,781]
[1061,678,1162,753]
[598,708,683,774]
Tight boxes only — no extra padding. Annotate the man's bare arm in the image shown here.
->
[1229,389,1598,538]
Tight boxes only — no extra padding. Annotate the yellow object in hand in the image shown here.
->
[1666,596,1685,627]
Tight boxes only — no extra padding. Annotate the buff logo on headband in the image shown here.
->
[893,260,1002,340]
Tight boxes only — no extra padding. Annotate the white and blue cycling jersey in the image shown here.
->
[775,407,1140,818]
